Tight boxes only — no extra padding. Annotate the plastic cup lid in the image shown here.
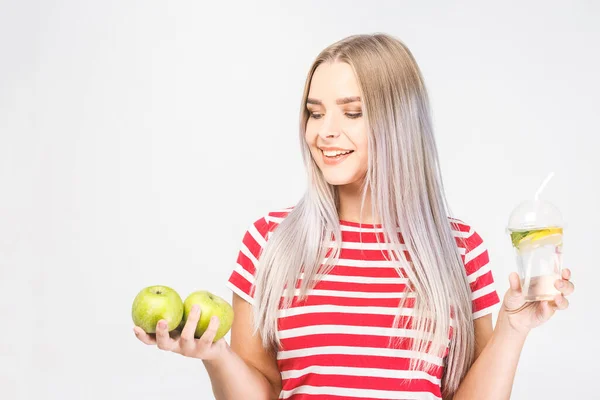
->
[507,199,564,231]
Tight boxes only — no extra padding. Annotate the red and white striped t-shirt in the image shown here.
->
[226,207,500,400]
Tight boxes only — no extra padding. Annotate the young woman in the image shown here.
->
[133,33,575,400]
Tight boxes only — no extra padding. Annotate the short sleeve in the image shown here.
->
[225,215,271,305]
[459,224,501,319]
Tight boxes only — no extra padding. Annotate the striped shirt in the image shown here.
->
[226,207,500,400]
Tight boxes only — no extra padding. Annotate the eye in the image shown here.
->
[308,111,362,120]
[346,112,362,119]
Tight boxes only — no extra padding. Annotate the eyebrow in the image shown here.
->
[306,96,362,105]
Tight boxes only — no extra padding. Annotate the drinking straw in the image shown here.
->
[523,172,555,296]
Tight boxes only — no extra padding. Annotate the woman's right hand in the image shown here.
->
[133,304,226,361]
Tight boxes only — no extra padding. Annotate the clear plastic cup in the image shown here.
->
[507,199,564,302]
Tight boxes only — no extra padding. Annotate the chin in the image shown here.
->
[322,173,361,187]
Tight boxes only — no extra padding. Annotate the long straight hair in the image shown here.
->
[251,33,474,398]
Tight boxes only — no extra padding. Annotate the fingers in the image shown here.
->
[553,293,570,311]
[536,301,555,324]
[155,320,176,351]
[199,316,220,348]
[508,272,522,295]
[556,268,575,297]
[504,272,525,312]
[179,305,201,354]
[133,326,156,345]
[555,278,575,297]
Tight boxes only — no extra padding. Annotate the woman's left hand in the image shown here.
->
[501,268,574,335]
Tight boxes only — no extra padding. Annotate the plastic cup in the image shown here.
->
[507,199,564,302]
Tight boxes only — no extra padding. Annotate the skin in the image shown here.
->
[305,62,374,223]
[132,61,575,400]
[452,269,574,400]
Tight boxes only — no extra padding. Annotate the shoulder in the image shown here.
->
[243,205,296,243]
[447,217,486,252]
[448,217,501,316]
[449,218,489,274]
[227,205,295,303]
[447,216,491,273]
[264,205,295,229]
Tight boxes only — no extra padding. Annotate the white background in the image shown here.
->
[1,1,598,399]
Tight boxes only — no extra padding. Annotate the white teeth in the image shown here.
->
[323,150,352,157]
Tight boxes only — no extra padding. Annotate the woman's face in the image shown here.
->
[305,62,369,187]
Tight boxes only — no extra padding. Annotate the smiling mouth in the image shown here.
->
[321,149,354,158]
[320,149,354,166]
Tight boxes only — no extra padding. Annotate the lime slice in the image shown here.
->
[510,230,532,247]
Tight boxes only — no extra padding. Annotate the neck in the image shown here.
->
[336,180,379,224]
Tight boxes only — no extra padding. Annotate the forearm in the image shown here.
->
[203,343,276,400]
[453,310,528,400]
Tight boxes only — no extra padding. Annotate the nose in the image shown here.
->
[317,113,341,140]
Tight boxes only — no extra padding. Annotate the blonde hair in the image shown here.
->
[252,33,474,398]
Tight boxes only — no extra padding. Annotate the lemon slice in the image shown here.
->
[517,228,563,250]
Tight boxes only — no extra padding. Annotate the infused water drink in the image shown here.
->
[508,226,563,301]
[507,172,565,302]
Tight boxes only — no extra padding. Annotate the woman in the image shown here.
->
[133,33,574,400]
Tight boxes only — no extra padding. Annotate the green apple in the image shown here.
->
[183,291,234,342]
[131,285,184,333]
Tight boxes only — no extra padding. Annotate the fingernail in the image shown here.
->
[192,304,200,313]
[557,281,564,288]
[159,321,167,329]
[211,316,219,323]
[133,328,139,335]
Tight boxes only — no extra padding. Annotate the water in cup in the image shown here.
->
[508,225,563,301]
[507,172,564,302]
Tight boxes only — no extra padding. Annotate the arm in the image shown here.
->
[133,215,280,398]
[453,270,574,400]
[473,314,494,361]
[202,343,276,400]
[204,215,281,398]
[204,293,282,400]
[134,292,281,400]
[452,308,527,400]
